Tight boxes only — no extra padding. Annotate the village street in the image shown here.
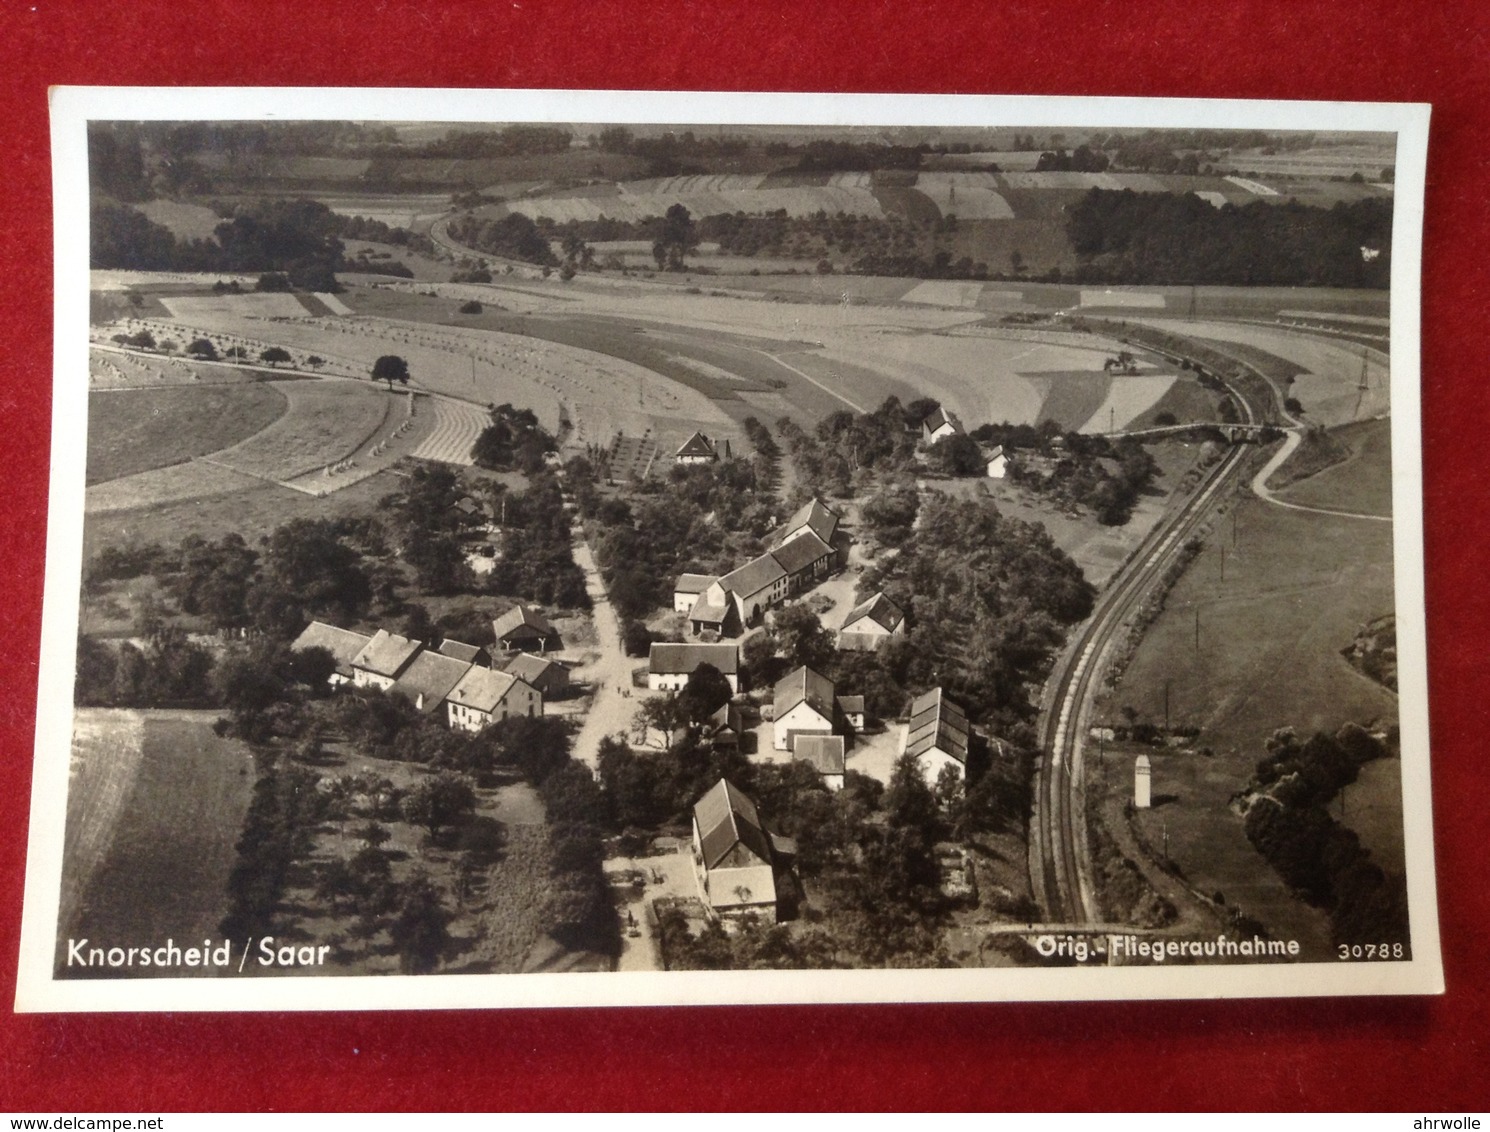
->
[567,530,641,771]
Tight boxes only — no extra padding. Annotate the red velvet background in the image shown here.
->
[3,0,1487,1112]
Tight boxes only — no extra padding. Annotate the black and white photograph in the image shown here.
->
[17,88,1439,1010]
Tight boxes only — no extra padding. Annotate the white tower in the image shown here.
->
[1134,754,1152,809]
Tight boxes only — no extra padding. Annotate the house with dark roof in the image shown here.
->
[393,651,474,715]
[983,443,1009,479]
[717,553,788,627]
[705,701,745,749]
[685,584,741,638]
[501,652,569,698]
[793,735,846,791]
[647,642,741,693]
[690,779,781,920]
[350,629,424,691]
[446,666,541,733]
[773,665,837,751]
[291,621,373,686]
[437,638,490,667]
[771,530,836,595]
[772,497,841,550]
[902,687,971,784]
[837,591,906,652]
[921,405,965,442]
[492,604,558,653]
[675,431,729,465]
[672,572,719,613]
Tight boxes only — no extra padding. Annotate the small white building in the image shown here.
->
[773,665,837,751]
[446,666,542,733]
[647,642,741,693]
[836,695,865,732]
[1135,754,1152,809]
[793,735,846,791]
[675,431,725,465]
[921,406,965,443]
[984,444,1009,479]
[673,573,718,614]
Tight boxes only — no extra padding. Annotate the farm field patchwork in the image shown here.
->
[59,710,256,976]
[204,379,391,481]
[87,384,289,484]
[158,293,321,321]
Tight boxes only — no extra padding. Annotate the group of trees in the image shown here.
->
[774,397,924,499]
[486,475,590,609]
[472,403,555,475]
[445,212,558,267]
[1066,190,1393,288]
[1243,725,1409,949]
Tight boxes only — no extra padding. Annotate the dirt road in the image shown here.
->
[567,531,640,771]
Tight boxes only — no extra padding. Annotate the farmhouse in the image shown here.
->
[393,651,475,715]
[770,530,836,596]
[793,735,846,792]
[675,431,729,465]
[690,778,782,921]
[837,591,905,651]
[836,695,865,732]
[705,700,745,749]
[983,444,1009,479]
[291,621,372,686]
[921,406,965,443]
[673,573,719,614]
[437,638,490,667]
[717,553,788,627]
[501,652,570,698]
[446,666,542,733]
[772,496,841,550]
[903,687,971,785]
[493,604,558,653]
[648,642,741,693]
[773,665,837,751]
[685,582,742,638]
[350,629,424,690]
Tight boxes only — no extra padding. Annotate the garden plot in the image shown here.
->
[408,397,489,466]
[159,292,321,320]
[913,172,1015,219]
[1134,318,1390,425]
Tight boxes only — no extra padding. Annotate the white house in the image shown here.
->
[690,778,780,921]
[837,591,905,652]
[673,573,718,613]
[675,431,727,465]
[902,687,971,785]
[392,651,474,716]
[921,406,965,443]
[836,695,865,732]
[773,665,837,751]
[773,496,840,550]
[717,553,788,627]
[770,530,836,596]
[984,444,1009,479]
[291,621,372,686]
[446,666,542,733]
[350,629,424,690]
[647,642,741,693]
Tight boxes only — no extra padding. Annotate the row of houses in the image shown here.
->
[672,497,842,635]
[292,605,570,733]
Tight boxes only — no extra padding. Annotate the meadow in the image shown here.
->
[87,384,288,484]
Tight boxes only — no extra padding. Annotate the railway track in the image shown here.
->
[1031,360,1271,923]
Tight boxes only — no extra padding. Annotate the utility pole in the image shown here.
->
[1220,545,1225,582]
[1164,679,1170,735]
[1194,605,1200,653]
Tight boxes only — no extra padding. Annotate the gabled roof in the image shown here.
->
[719,552,787,599]
[493,603,553,640]
[841,591,905,635]
[922,406,964,435]
[687,592,736,627]
[773,665,836,722]
[707,701,744,742]
[770,530,834,576]
[794,735,846,777]
[291,621,372,674]
[351,629,423,679]
[984,444,1006,462]
[675,431,717,459]
[393,651,474,713]
[674,572,718,596]
[447,665,524,714]
[836,694,865,716]
[693,778,773,871]
[502,652,565,685]
[649,642,740,677]
[905,687,971,764]
[437,639,486,664]
[774,497,840,548]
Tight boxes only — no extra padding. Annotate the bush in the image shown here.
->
[458,300,483,314]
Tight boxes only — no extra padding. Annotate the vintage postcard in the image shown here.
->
[16,88,1439,1010]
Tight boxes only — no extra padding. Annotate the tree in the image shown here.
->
[772,605,835,674]
[458,300,483,314]
[676,662,734,725]
[652,203,697,271]
[372,354,411,391]
[389,870,453,974]
[928,433,984,477]
[259,346,291,367]
[399,771,478,842]
[186,337,218,361]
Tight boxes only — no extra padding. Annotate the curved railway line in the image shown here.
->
[1030,351,1273,924]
